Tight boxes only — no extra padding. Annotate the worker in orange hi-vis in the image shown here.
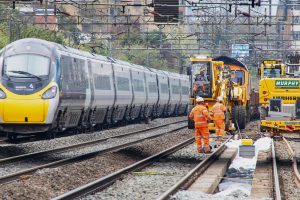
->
[189,96,213,153]
[211,96,227,142]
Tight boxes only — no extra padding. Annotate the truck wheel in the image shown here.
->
[188,118,195,129]
[237,106,246,129]
[260,107,267,120]
[231,106,239,127]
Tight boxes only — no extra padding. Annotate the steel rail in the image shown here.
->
[51,137,195,200]
[0,120,186,165]
[272,139,282,200]
[157,136,233,200]
[0,125,187,185]
[282,137,300,188]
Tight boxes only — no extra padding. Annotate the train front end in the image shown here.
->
[0,39,59,135]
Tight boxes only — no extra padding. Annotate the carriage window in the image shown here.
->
[160,83,168,94]
[117,77,130,91]
[181,86,189,95]
[172,85,180,94]
[148,82,158,93]
[94,74,111,90]
[133,79,144,92]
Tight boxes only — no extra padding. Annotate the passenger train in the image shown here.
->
[0,38,189,138]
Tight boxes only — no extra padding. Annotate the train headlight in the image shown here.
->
[0,89,6,99]
[42,86,57,99]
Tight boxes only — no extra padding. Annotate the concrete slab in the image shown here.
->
[250,150,273,199]
[187,147,238,194]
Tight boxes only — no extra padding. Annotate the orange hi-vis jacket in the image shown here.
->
[211,102,226,120]
[189,104,212,128]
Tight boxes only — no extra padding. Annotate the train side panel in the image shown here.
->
[58,53,90,129]
[179,75,190,115]
[156,73,170,117]
[144,71,159,118]
[166,74,181,116]
[90,59,115,125]
[130,68,147,120]
[112,63,133,122]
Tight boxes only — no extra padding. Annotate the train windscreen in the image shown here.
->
[4,54,50,79]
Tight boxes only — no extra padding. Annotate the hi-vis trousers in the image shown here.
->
[214,119,225,138]
[194,126,210,152]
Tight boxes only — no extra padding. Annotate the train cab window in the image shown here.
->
[231,70,245,85]
[117,77,130,91]
[148,82,158,93]
[4,54,50,78]
[160,83,168,94]
[133,79,144,92]
[172,85,180,94]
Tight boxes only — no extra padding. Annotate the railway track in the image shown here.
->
[282,136,300,188]
[52,136,232,200]
[272,139,282,200]
[273,134,300,199]
[0,120,187,184]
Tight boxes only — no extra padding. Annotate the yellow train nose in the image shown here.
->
[3,99,45,123]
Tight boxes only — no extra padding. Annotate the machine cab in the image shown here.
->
[189,57,213,98]
[259,60,284,79]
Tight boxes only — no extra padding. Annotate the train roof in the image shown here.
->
[4,38,186,77]
[213,56,248,71]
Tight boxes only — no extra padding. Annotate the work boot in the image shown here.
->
[197,147,203,153]
[204,146,211,153]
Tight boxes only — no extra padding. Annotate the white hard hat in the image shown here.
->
[217,96,223,102]
[196,96,204,102]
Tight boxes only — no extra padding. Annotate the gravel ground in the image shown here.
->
[275,134,300,200]
[0,122,186,178]
[0,116,186,157]
[0,126,193,199]
[171,190,258,200]
[82,146,199,200]
[239,120,268,141]
[275,140,300,161]
[278,164,300,200]
[82,136,221,200]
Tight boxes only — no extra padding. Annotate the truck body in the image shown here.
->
[259,61,300,132]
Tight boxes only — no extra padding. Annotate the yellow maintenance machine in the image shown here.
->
[259,59,300,132]
[187,55,253,131]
